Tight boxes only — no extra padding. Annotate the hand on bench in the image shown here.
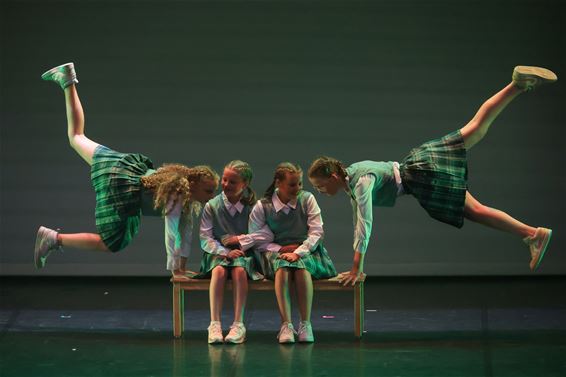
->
[173,269,199,282]
[337,271,367,287]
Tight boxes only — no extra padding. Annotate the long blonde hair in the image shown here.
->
[141,164,219,223]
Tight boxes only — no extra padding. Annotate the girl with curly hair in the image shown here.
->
[308,66,557,286]
[34,63,219,278]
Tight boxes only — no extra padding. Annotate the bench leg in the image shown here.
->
[172,282,184,338]
[354,282,364,338]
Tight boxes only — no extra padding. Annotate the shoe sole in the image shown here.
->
[278,339,295,344]
[298,338,315,343]
[41,62,74,80]
[224,337,246,344]
[532,229,552,271]
[514,66,558,83]
[34,226,47,269]
[208,339,224,344]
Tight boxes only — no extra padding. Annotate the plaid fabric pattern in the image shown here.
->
[260,245,337,281]
[400,130,468,228]
[91,145,154,252]
[196,251,264,281]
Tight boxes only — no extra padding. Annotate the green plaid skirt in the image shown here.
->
[260,245,337,280]
[195,251,264,281]
[91,145,154,252]
[400,130,468,228]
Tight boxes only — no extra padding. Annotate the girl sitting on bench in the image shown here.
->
[229,162,337,344]
[197,160,265,344]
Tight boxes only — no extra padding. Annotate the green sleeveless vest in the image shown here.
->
[208,194,250,243]
[346,160,399,207]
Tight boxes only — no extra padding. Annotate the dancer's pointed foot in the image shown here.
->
[512,66,557,91]
[523,227,552,271]
[34,226,63,269]
[41,62,78,89]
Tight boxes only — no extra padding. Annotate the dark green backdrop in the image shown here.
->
[1,0,564,276]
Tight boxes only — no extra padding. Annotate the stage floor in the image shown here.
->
[1,276,565,377]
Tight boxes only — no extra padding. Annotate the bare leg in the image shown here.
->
[464,191,536,238]
[231,267,248,323]
[460,83,522,149]
[49,86,113,253]
[64,85,100,165]
[58,233,110,251]
[275,268,292,323]
[293,269,313,322]
[210,266,228,322]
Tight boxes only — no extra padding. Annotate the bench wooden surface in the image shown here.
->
[171,275,366,338]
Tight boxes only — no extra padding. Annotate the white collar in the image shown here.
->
[222,192,244,214]
[272,190,297,213]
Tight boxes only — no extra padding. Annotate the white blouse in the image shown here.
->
[241,191,324,258]
[199,192,245,256]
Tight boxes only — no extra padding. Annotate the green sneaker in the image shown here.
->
[512,66,557,91]
[41,62,78,89]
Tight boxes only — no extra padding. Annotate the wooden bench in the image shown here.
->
[171,275,366,338]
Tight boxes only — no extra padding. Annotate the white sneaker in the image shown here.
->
[34,226,62,269]
[277,322,296,344]
[512,66,557,91]
[207,321,224,344]
[523,227,553,271]
[41,62,78,89]
[297,320,314,343]
[224,322,246,344]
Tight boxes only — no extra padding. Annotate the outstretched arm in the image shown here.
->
[164,199,191,276]
[339,174,375,286]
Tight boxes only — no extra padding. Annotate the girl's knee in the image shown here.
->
[212,266,228,278]
[276,268,290,280]
[465,202,487,220]
[296,269,311,277]
[231,267,246,277]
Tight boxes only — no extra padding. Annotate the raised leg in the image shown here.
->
[459,83,522,149]
[64,85,100,165]
[460,66,557,150]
